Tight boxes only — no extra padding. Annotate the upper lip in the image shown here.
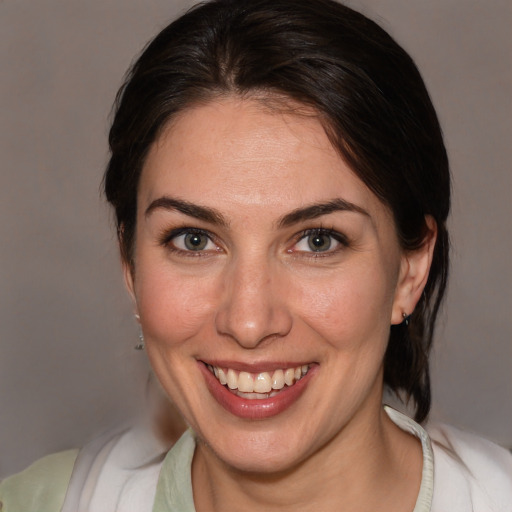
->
[200,360,315,373]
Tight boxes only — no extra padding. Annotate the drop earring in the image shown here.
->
[402,312,410,326]
[134,313,145,350]
[135,328,145,350]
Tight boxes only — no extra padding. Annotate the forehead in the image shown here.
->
[139,97,390,224]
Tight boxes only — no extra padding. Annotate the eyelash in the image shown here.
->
[159,227,349,257]
[292,228,349,257]
[159,227,220,257]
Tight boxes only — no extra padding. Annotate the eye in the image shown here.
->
[164,228,219,254]
[293,229,347,254]
[305,233,333,252]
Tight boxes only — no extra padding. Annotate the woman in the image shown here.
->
[1,0,510,510]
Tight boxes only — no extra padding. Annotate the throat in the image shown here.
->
[190,408,424,512]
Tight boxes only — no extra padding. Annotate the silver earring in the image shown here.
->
[135,328,145,350]
[402,312,410,326]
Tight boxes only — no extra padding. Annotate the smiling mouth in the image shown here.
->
[206,364,310,399]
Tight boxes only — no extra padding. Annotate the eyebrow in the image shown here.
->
[278,199,369,227]
[145,196,369,228]
[145,196,229,227]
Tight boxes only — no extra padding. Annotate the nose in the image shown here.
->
[215,255,293,349]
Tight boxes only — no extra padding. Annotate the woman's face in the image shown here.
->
[127,98,418,473]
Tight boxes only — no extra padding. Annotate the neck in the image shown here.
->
[192,403,422,512]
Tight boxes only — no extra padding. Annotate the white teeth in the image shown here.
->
[218,368,227,385]
[271,369,285,390]
[238,371,253,392]
[284,368,295,386]
[253,372,272,393]
[236,391,269,399]
[210,364,310,397]
[227,369,238,390]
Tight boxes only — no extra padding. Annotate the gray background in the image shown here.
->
[1,0,510,478]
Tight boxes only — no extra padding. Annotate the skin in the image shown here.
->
[124,97,436,511]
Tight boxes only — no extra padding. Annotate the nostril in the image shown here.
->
[215,303,292,349]
[215,263,293,347]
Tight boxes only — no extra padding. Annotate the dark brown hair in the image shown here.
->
[104,0,450,422]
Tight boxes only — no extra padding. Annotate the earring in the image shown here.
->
[134,314,144,350]
[402,312,410,326]
[135,327,145,350]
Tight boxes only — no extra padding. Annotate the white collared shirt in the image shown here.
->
[61,408,512,512]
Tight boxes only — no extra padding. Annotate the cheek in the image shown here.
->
[135,266,218,346]
[293,264,396,351]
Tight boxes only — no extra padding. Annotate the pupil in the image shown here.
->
[185,233,207,250]
[308,234,331,251]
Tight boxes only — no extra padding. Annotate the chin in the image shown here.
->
[197,423,316,475]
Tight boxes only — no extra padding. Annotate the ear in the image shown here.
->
[391,216,437,325]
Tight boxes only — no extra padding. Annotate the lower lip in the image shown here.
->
[199,362,315,420]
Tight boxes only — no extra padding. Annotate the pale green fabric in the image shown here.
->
[0,449,78,512]
[152,430,196,512]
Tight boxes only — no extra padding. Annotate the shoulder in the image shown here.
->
[427,423,512,511]
[0,449,78,512]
